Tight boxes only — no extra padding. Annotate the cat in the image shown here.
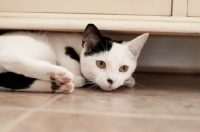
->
[0,24,149,93]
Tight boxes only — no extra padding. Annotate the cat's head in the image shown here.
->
[80,24,149,91]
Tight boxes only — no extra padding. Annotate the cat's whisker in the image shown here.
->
[85,82,94,84]
[93,84,99,90]
[90,84,100,90]
[135,82,147,89]
[86,84,95,91]
[83,79,100,90]
[119,86,127,91]
[129,86,137,91]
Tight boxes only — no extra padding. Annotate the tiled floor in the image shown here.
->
[0,74,200,132]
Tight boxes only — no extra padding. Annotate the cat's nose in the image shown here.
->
[107,79,113,85]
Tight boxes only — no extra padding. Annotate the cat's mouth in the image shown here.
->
[83,80,124,91]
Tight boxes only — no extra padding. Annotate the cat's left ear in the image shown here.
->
[82,24,103,51]
[127,33,149,59]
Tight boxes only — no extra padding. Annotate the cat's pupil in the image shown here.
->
[100,61,103,65]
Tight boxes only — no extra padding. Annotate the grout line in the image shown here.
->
[39,109,200,122]
[37,94,63,109]
[0,106,31,111]
[1,94,63,132]
[6,103,199,122]
[2,109,35,132]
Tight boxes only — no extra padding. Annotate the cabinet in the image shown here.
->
[0,0,200,36]
[0,0,171,16]
[188,0,200,17]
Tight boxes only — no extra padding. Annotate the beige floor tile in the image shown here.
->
[0,91,56,108]
[0,107,25,132]
[44,74,200,118]
[8,111,200,132]
[1,74,200,132]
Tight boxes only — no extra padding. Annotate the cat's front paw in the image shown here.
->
[50,71,74,93]
[51,82,74,93]
[73,76,85,88]
[51,68,74,83]
[124,77,135,87]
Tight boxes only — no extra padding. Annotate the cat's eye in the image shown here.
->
[96,60,106,69]
[119,65,129,72]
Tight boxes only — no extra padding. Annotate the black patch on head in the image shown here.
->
[84,36,113,56]
[0,72,36,90]
[65,47,80,62]
[82,24,123,56]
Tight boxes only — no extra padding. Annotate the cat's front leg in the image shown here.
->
[12,79,74,93]
[1,56,73,81]
[124,76,135,87]
[1,56,75,93]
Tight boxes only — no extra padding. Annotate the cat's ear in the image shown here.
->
[127,33,149,59]
[82,24,102,51]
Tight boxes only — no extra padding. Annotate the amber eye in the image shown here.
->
[96,60,106,69]
[119,65,129,72]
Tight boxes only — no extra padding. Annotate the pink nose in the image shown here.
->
[107,79,113,85]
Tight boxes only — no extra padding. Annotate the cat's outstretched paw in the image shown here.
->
[124,77,135,87]
[73,76,85,88]
[50,71,74,93]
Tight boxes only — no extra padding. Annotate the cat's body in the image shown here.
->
[0,24,149,93]
[0,31,83,92]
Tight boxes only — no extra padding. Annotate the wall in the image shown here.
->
[105,33,200,74]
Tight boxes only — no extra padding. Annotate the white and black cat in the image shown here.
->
[0,24,149,93]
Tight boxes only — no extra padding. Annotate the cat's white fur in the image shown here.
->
[0,30,148,93]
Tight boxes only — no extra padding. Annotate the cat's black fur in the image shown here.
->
[0,72,36,89]
[65,47,80,62]
[82,24,123,57]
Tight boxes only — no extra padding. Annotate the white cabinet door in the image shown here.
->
[188,0,200,17]
[0,0,172,16]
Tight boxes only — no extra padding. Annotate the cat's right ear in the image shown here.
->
[82,24,102,51]
[128,33,149,59]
